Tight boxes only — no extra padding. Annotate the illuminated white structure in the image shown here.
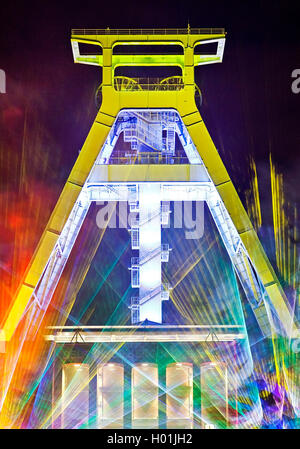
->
[132,363,159,428]
[31,108,276,332]
[130,183,171,323]
[61,363,89,429]
[166,362,193,428]
[200,362,228,429]
[97,363,124,428]
[32,27,296,430]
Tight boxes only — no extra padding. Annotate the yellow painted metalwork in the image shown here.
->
[3,285,34,341]
[3,28,296,341]
[104,165,194,182]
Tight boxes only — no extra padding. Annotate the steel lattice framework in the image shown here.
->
[2,28,298,370]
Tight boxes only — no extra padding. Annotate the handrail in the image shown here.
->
[139,285,162,305]
[106,156,190,164]
[131,245,166,267]
[114,76,184,91]
[115,76,183,85]
[72,28,225,36]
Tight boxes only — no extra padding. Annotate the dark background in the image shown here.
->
[0,1,299,430]
[0,0,299,311]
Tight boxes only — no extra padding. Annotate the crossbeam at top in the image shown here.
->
[71,28,226,36]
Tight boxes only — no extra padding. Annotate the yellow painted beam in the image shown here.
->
[109,164,189,182]
[178,105,296,334]
[3,284,35,341]
[71,32,226,49]
[90,164,207,182]
[73,54,221,68]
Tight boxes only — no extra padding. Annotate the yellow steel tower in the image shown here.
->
[2,27,296,343]
[1,25,299,432]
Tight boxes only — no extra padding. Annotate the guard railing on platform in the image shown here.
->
[114,77,184,91]
[72,28,225,36]
[106,155,190,165]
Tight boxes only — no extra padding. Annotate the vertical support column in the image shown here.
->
[184,46,195,86]
[183,42,196,107]
[132,363,159,428]
[166,362,193,428]
[200,362,228,429]
[102,45,113,86]
[101,43,113,109]
[97,363,124,429]
[138,184,162,323]
[61,363,89,429]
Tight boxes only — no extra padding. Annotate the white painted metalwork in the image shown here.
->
[24,109,275,337]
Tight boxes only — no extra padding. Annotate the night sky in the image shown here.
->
[0,1,300,431]
[0,0,299,315]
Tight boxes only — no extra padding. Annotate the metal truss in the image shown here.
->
[45,325,245,343]
[207,191,272,336]
[17,109,283,340]
[95,109,202,165]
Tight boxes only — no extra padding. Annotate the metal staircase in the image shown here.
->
[128,186,172,324]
